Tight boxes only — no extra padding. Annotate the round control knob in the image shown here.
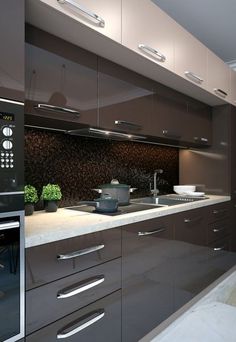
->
[2,140,13,150]
[2,126,13,137]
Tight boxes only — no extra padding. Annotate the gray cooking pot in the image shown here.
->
[79,194,118,213]
[93,179,137,206]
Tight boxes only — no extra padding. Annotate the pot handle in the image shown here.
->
[78,201,98,207]
[92,189,102,193]
[130,188,137,193]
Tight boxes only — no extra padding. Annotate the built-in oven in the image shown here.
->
[0,98,24,342]
[0,98,24,213]
[0,212,24,342]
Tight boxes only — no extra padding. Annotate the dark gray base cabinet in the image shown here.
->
[26,229,121,290]
[26,290,121,342]
[122,216,174,342]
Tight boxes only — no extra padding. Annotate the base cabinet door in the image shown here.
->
[173,208,208,310]
[122,217,174,342]
[26,290,121,342]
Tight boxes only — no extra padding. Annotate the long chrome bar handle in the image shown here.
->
[138,228,166,236]
[213,209,227,215]
[162,130,181,139]
[184,71,203,84]
[34,103,80,117]
[214,88,228,98]
[194,137,209,143]
[213,246,226,251]
[57,244,105,260]
[57,309,105,339]
[57,0,105,27]
[138,44,166,62]
[0,221,20,231]
[184,217,202,224]
[57,275,105,299]
[115,120,142,130]
[213,227,225,233]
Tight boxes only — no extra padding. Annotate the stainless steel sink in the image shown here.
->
[131,195,208,207]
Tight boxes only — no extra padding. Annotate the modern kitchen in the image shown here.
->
[1,0,236,341]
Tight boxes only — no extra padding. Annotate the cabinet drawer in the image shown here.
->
[26,258,121,334]
[207,203,230,223]
[26,228,121,289]
[174,208,207,246]
[207,220,230,244]
[26,290,121,342]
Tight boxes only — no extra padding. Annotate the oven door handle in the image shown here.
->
[0,221,20,230]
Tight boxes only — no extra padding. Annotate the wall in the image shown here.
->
[25,128,179,207]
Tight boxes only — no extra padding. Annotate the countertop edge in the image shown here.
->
[25,195,230,248]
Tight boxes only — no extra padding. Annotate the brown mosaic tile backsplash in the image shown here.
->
[25,128,179,208]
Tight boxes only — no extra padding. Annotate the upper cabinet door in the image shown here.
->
[98,58,154,136]
[230,69,236,106]
[35,0,121,43]
[0,0,24,101]
[122,0,175,71]
[175,25,207,90]
[207,49,230,101]
[25,27,98,126]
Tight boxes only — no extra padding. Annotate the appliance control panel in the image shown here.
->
[0,112,15,169]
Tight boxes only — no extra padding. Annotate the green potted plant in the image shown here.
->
[41,184,62,212]
[24,185,38,216]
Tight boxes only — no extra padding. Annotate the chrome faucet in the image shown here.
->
[151,169,163,197]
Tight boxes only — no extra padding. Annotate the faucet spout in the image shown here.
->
[152,169,163,197]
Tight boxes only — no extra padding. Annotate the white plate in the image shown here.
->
[184,191,205,197]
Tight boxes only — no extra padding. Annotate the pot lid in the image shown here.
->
[98,179,130,189]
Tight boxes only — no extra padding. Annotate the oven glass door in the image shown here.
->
[0,218,20,341]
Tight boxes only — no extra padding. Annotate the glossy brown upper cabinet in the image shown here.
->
[207,49,231,101]
[29,0,121,43]
[0,0,24,101]
[174,25,207,91]
[98,58,154,136]
[122,0,175,71]
[25,26,98,127]
[230,69,236,106]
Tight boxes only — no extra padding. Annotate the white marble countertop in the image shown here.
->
[140,265,236,342]
[25,195,230,248]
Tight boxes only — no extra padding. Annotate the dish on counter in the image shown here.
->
[173,185,196,194]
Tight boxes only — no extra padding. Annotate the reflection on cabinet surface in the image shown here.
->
[98,58,153,136]
[122,0,175,71]
[122,216,174,342]
[26,290,121,342]
[25,26,98,127]
[0,0,24,101]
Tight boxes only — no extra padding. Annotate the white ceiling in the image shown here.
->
[152,0,236,65]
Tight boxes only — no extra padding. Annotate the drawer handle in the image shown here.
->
[57,309,105,339]
[184,71,203,84]
[214,88,228,98]
[213,227,226,233]
[138,44,166,62]
[0,221,19,230]
[194,137,209,143]
[57,275,105,299]
[35,103,80,117]
[213,209,227,215]
[184,217,202,224]
[114,120,142,130]
[57,244,105,260]
[162,130,181,139]
[57,0,105,27]
[213,245,226,251]
[138,228,166,236]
